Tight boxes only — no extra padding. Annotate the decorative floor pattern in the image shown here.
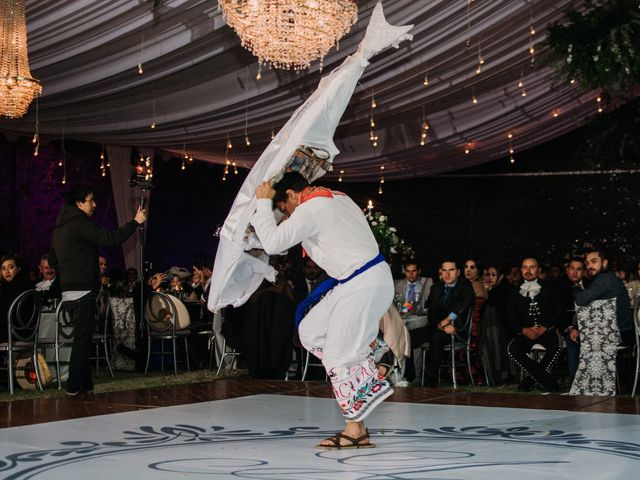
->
[1,394,639,479]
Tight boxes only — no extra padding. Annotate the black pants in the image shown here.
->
[66,292,97,392]
[410,324,456,386]
[507,329,562,389]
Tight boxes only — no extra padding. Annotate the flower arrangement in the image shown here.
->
[547,0,639,94]
[365,210,415,265]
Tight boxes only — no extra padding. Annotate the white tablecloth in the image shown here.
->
[109,297,136,371]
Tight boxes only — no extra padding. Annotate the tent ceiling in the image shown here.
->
[0,0,611,181]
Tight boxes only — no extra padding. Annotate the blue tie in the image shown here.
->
[407,283,416,303]
[443,286,451,301]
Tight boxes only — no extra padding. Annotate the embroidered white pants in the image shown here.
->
[298,261,394,421]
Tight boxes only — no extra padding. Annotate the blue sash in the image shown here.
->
[294,253,385,328]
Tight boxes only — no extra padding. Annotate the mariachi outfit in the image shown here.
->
[251,186,394,421]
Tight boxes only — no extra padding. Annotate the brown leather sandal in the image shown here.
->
[316,429,375,450]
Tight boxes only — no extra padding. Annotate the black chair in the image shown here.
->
[421,308,475,388]
[0,290,43,395]
[91,291,114,378]
[144,291,191,375]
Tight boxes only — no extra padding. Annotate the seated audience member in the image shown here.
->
[394,259,434,311]
[244,256,295,379]
[293,257,328,305]
[186,254,214,369]
[35,253,61,300]
[98,255,112,292]
[506,257,563,392]
[558,257,587,381]
[626,260,640,301]
[463,258,488,382]
[507,265,522,285]
[575,250,635,347]
[291,257,328,379]
[188,253,212,304]
[410,259,475,387]
[479,265,513,385]
[571,250,635,395]
[0,254,32,343]
[118,267,139,297]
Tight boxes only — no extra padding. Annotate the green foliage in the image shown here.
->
[365,211,415,266]
[547,0,640,93]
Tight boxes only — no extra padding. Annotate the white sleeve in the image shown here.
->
[250,199,319,255]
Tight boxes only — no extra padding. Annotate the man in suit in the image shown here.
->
[410,259,475,387]
[506,257,563,392]
[293,257,328,306]
[394,259,433,312]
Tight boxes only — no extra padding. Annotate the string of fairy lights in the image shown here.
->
[31,1,606,189]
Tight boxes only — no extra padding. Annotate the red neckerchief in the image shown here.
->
[297,187,344,257]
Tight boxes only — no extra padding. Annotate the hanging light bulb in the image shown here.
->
[256,65,262,80]
[472,95,478,104]
[338,170,344,182]
[371,95,377,109]
[226,135,233,150]
[137,63,143,75]
[150,122,156,129]
[423,73,429,86]
[245,135,251,146]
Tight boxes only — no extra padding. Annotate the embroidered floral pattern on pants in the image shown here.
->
[328,354,393,422]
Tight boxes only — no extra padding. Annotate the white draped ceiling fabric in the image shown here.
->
[0,0,610,181]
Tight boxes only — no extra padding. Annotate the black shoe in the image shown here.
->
[517,376,536,392]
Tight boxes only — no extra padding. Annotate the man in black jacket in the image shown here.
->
[410,259,475,387]
[506,257,563,392]
[50,185,146,395]
[575,250,635,347]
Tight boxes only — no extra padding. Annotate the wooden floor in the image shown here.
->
[2,379,639,428]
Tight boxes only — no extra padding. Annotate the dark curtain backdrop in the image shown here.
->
[1,132,638,280]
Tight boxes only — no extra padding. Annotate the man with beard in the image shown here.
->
[574,250,635,347]
[506,257,563,392]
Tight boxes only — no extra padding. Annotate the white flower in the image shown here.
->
[389,227,396,232]
[390,247,397,254]
[371,221,378,226]
[379,215,386,222]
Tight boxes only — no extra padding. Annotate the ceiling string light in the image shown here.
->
[596,95,604,113]
[223,134,232,181]
[471,86,478,104]
[99,145,108,177]
[0,0,42,118]
[181,140,193,171]
[338,169,345,182]
[244,68,251,147]
[419,106,429,146]
[475,43,484,75]
[528,4,536,65]
[423,68,429,87]
[508,132,515,164]
[518,71,527,97]
[32,98,39,156]
[378,165,385,194]
[60,123,67,184]
[369,90,379,148]
[150,99,156,129]
[218,0,358,71]
[137,34,144,75]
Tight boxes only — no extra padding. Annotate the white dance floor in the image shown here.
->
[1,394,639,479]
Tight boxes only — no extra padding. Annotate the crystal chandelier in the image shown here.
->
[0,0,42,118]
[218,0,358,71]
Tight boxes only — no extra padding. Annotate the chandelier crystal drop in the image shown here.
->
[0,0,42,118]
[218,0,358,71]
